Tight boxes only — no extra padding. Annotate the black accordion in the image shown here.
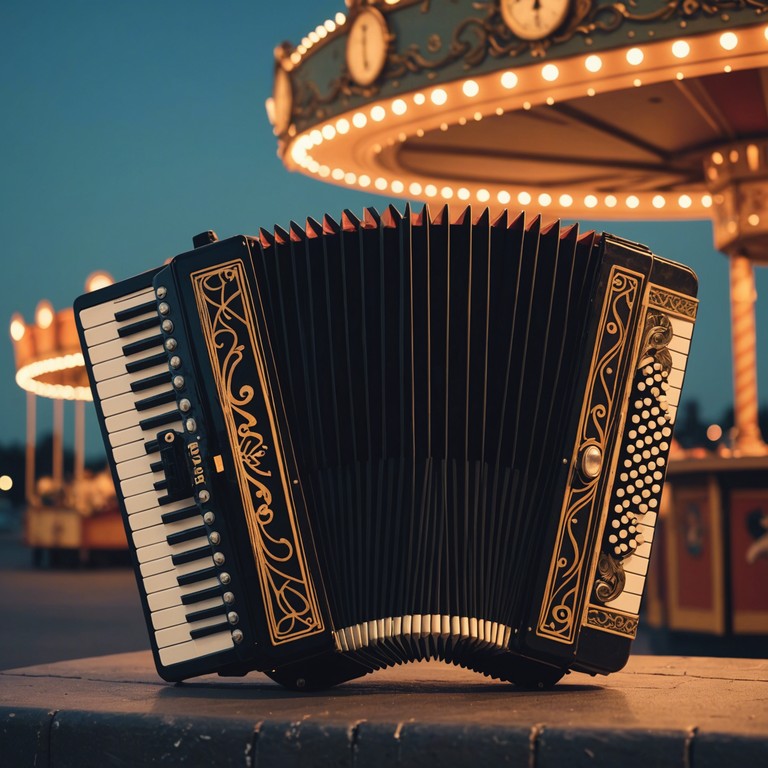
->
[75,206,697,689]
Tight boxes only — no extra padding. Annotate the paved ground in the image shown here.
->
[0,531,148,671]
[1,653,766,766]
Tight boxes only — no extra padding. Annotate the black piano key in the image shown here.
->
[181,585,223,605]
[139,410,180,431]
[136,390,176,411]
[122,333,164,357]
[153,479,168,491]
[171,546,211,566]
[167,525,207,546]
[150,460,164,473]
[185,604,227,623]
[161,505,200,524]
[177,566,218,587]
[114,300,157,322]
[189,621,231,640]
[117,315,161,338]
[144,438,160,455]
[131,370,172,393]
[126,352,168,374]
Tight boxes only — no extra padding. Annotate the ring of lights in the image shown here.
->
[283,22,768,220]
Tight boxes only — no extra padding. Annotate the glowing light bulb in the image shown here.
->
[344,172,357,185]
[626,48,644,66]
[518,191,532,205]
[321,124,336,140]
[678,194,692,209]
[462,79,479,97]
[36,300,54,329]
[584,195,598,208]
[352,112,367,128]
[392,99,407,116]
[425,184,437,197]
[10,314,25,341]
[324,20,336,33]
[336,118,350,134]
[559,194,573,207]
[671,40,690,58]
[441,186,454,199]
[626,195,640,209]
[541,64,559,82]
[335,12,346,25]
[0,475,12,492]
[501,71,518,89]
[371,105,386,122]
[413,93,426,106]
[375,177,388,191]
[430,88,448,106]
[701,194,713,208]
[391,180,405,194]
[457,187,470,201]
[720,32,738,51]
[331,168,344,180]
[477,188,490,203]
[652,195,666,209]
[409,182,423,196]
[538,193,552,206]
[497,191,511,205]
[748,213,760,226]
[605,195,618,208]
[85,271,114,292]
[585,55,602,73]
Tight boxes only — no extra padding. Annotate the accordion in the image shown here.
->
[75,206,697,689]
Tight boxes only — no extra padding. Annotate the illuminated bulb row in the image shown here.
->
[289,14,345,65]
[16,354,92,401]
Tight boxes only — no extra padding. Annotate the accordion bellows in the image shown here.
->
[75,206,698,689]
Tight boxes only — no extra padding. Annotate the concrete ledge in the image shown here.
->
[1,654,766,766]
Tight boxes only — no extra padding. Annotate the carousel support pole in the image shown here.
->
[74,399,85,485]
[53,397,64,491]
[728,251,766,455]
[25,390,36,505]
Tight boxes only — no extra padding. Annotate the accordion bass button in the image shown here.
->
[580,445,603,479]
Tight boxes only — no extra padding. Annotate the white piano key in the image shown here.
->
[146,578,220,612]
[667,368,685,390]
[624,555,649,577]
[78,288,154,329]
[158,632,233,667]
[155,614,228,648]
[88,325,162,366]
[113,439,151,464]
[102,382,172,419]
[141,555,215,587]
[668,334,690,355]
[604,590,642,614]
[96,365,170,399]
[623,571,645,595]
[666,404,678,424]
[669,316,694,340]
[93,355,135,384]
[135,534,209,565]
[639,523,655,543]
[637,510,657,528]
[125,491,193,516]
[131,517,204,548]
[84,321,123,347]
[151,597,224,631]
[665,386,681,407]
[120,470,168,499]
[116,453,159,482]
[108,424,145,449]
[105,401,178,434]
[635,540,652,559]
[670,349,687,372]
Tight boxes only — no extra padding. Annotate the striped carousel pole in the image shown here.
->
[729,252,765,455]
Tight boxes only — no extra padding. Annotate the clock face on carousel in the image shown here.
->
[500,0,571,41]
[345,7,389,86]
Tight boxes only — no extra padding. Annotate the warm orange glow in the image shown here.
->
[671,40,690,58]
[10,314,25,342]
[541,64,559,82]
[626,47,644,65]
[706,424,723,441]
[720,32,738,51]
[585,55,602,73]
[500,71,518,89]
[0,475,12,492]
[462,79,479,97]
[35,300,54,329]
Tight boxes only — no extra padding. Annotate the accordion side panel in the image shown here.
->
[188,257,326,648]
[575,254,699,674]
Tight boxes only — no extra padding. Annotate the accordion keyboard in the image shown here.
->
[78,286,234,666]
[602,311,694,616]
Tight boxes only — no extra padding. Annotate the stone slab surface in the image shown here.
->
[0,654,766,766]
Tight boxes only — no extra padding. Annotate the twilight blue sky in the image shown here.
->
[2,0,766,460]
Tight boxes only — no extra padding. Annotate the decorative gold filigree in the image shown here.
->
[648,286,698,319]
[586,606,639,637]
[536,266,642,644]
[594,551,626,602]
[191,259,324,645]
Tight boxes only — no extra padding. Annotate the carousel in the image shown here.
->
[268,0,768,651]
[9,273,127,566]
